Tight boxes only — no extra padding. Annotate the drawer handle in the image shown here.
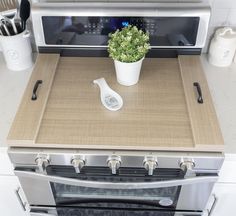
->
[15,187,27,211]
[32,80,43,101]
[193,82,203,104]
[208,194,218,216]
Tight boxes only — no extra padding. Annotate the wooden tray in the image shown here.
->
[7,54,224,152]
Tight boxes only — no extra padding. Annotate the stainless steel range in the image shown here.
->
[7,1,224,216]
[9,149,224,216]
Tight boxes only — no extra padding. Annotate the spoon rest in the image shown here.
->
[93,78,123,111]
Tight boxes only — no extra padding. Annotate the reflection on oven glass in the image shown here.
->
[54,183,179,199]
[52,183,180,211]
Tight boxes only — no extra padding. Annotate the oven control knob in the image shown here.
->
[179,158,195,177]
[143,156,158,176]
[35,154,50,173]
[107,155,121,175]
[71,156,85,174]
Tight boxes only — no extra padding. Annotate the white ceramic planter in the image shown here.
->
[114,57,144,86]
[0,30,33,71]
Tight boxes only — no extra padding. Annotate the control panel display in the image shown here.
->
[42,16,199,47]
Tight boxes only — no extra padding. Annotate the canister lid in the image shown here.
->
[215,27,236,40]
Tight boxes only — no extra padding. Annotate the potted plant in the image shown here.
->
[108,25,150,86]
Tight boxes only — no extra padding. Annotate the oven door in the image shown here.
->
[15,166,217,215]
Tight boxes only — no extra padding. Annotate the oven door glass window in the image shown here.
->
[47,166,184,211]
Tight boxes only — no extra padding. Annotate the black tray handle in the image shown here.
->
[31,80,43,101]
[193,82,203,104]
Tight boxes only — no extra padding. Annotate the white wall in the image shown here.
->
[204,0,236,52]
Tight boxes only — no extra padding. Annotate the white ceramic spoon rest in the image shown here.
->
[93,78,123,111]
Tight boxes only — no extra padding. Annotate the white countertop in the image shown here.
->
[0,53,235,156]
[200,56,236,156]
[0,53,33,149]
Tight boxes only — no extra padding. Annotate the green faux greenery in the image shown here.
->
[108,25,150,63]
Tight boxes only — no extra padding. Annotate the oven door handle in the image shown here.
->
[15,170,218,189]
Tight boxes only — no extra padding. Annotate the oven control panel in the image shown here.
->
[10,150,223,176]
[42,16,200,47]
[63,17,156,36]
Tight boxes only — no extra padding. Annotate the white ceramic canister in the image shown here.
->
[0,30,33,71]
[114,57,144,86]
[208,27,236,67]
